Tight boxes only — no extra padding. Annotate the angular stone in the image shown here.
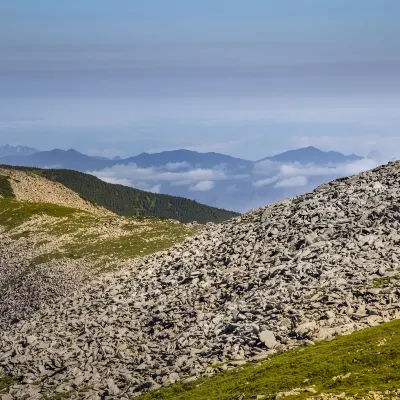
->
[259,330,277,349]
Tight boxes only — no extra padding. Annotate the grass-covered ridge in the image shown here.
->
[0,165,239,223]
[138,319,400,400]
[0,197,198,267]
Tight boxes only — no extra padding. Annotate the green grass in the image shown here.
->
[373,275,400,287]
[0,198,197,267]
[138,319,400,400]
[30,221,195,266]
[0,198,78,229]
[0,175,15,198]
[45,392,73,400]
[0,376,17,393]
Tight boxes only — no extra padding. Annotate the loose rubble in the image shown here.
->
[2,161,400,399]
[0,234,92,329]
[0,212,194,330]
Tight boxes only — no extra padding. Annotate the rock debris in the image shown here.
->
[2,161,400,399]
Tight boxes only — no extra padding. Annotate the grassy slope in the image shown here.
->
[0,198,197,267]
[1,165,239,223]
[138,319,400,400]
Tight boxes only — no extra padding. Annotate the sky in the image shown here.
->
[1,1,400,160]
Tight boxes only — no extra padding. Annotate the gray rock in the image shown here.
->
[259,330,277,349]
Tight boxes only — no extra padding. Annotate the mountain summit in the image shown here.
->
[258,146,362,165]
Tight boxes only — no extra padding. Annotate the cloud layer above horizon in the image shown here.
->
[0,1,399,160]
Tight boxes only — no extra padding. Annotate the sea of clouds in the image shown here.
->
[89,157,383,212]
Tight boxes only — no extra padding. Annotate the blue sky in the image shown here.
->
[1,1,400,159]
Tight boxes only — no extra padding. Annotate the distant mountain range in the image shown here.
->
[0,144,39,158]
[0,144,373,212]
[0,145,362,172]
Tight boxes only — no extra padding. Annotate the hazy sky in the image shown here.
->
[1,1,400,159]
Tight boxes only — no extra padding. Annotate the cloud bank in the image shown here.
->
[88,157,383,212]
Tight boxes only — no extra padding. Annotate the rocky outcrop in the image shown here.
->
[0,168,113,216]
[1,161,400,399]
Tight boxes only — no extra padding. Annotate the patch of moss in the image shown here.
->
[0,375,18,393]
[373,275,400,287]
[0,198,79,229]
[138,319,400,400]
[0,175,14,198]
[45,392,73,400]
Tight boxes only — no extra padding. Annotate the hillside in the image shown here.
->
[0,197,197,329]
[0,166,239,223]
[1,161,400,399]
[0,167,113,216]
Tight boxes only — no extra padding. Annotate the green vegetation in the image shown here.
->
[0,198,197,267]
[1,165,238,223]
[138,319,400,400]
[0,198,77,229]
[0,175,14,198]
[373,275,400,287]
[0,376,17,393]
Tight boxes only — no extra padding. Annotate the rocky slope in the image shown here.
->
[0,199,197,331]
[2,161,400,399]
[0,168,113,216]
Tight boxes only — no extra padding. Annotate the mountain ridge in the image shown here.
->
[0,165,238,223]
[0,145,364,172]
[0,167,113,216]
[257,145,363,164]
[0,144,39,158]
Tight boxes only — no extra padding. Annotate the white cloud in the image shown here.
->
[88,156,382,213]
[189,180,215,192]
[251,158,379,189]
[99,176,132,186]
[88,163,236,190]
[169,180,193,187]
[252,159,282,175]
[148,184,161,194]
[252,176,280,188]
[164,162,190,171]
[274,176,308,188]
[43,164,62,169]
[279,158,379,179]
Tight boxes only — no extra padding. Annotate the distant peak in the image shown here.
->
[302,146,321,151]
